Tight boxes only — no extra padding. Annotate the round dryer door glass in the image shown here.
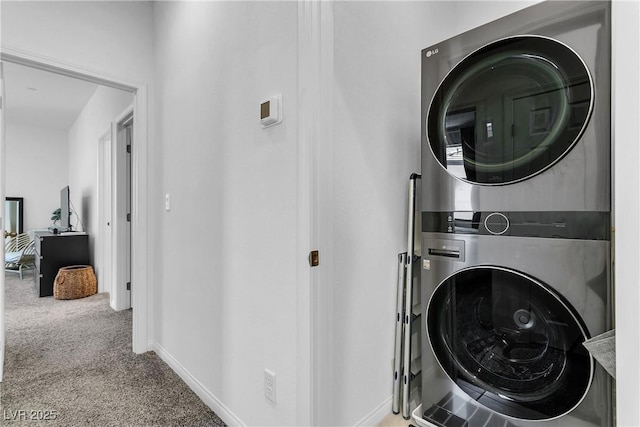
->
[427,36,593,185]
[427,267,593,420]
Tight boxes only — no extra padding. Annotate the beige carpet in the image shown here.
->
[1,272,225,427]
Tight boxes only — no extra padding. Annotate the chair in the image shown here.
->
[5,232,30,252]
[5,233,36,279]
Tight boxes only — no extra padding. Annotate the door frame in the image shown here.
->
[97,129,113,299]
[0,47,150,357]
[297,1,334,424]
[112,107,133,311]
[0,62,6,381]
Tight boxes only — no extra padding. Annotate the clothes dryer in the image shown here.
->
[421,1,610,212]
[419,211,611,426]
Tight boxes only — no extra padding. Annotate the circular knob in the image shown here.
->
[484,212,509,235]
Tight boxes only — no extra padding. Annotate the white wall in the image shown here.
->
[1,1,154,85]
[330,1,538,424]
[67,85,133,267]
[612,1,640,425]
[331,2,448,424]
[4,122,68,231]
[153,2,299,425]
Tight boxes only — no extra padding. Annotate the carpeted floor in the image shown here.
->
[1,272,226,427]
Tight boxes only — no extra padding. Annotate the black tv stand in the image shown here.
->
[34,231,89,297]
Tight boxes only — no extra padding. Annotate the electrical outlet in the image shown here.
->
[264,369,276,404]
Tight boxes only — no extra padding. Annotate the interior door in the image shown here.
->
[0,61,6,381]
[113,112,132,311]
[124,119,132,309]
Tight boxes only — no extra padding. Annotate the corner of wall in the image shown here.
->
[151,342,246,427]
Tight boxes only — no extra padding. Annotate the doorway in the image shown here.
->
[112,110,133,311]
[0,51,150,382]
[97,108,133,312]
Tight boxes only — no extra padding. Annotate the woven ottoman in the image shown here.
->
[54,265,97,300]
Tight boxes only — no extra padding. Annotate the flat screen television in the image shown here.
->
[60,185,71,232]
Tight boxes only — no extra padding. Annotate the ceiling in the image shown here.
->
[3,61,99,130]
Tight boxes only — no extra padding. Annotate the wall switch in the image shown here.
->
[264,369,276,404]
[165,193,171,211]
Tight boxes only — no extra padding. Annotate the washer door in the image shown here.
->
[427,266,593,420]
[427,36,593,185]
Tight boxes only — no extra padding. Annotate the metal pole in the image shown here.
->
[402,174,420,419]
[392,252,407,414]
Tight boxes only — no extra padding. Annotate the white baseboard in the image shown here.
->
[152,342,245,426]
[354,395,393,427]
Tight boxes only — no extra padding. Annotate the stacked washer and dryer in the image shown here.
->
[418,2,612,426]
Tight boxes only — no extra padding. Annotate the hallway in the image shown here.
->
[1,273,225,426]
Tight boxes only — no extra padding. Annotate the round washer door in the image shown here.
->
[427,36,593,185]
[427,266,593,420]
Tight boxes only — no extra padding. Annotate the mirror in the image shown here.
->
[5,197,24,238]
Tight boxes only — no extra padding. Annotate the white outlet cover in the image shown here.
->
[264,369,276,404]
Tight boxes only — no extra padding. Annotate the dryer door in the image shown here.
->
[427,266,593,421]
[427,36,592,185]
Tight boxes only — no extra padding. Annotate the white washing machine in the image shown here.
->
[419,210,612,426]
[421,1,610,212]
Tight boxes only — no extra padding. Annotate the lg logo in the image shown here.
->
[426,48,439,58]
